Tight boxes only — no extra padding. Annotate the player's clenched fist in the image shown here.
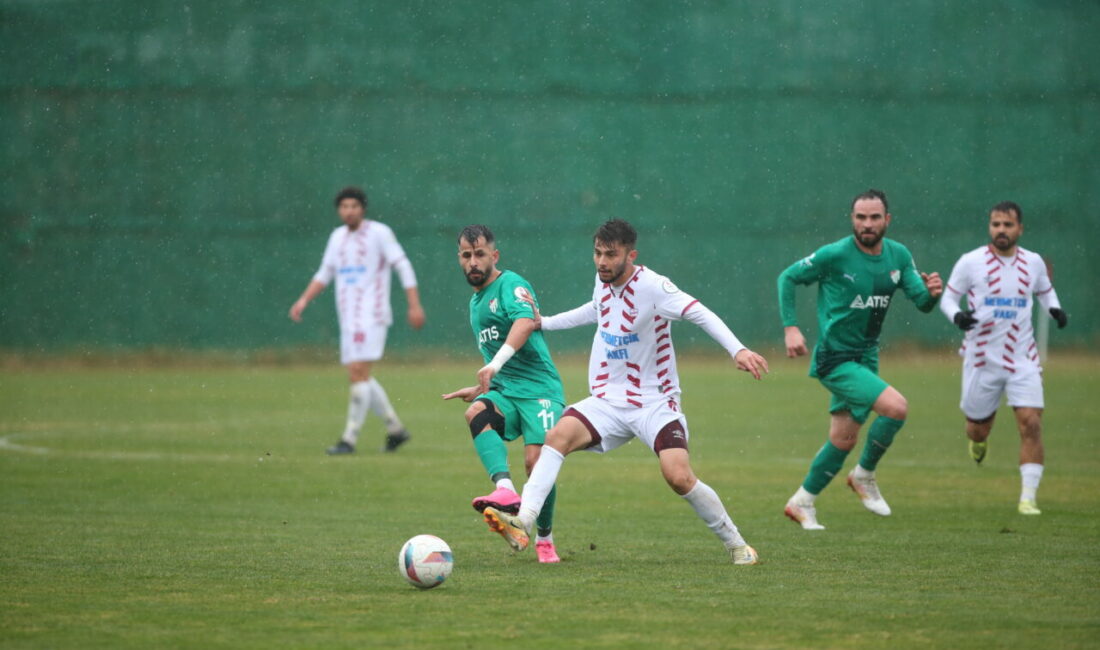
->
[784,326,809,358]
[921,271,943,298]
[734,348,769,380]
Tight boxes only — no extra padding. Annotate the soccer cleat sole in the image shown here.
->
[471,498,521,515]
[483,508,529,552]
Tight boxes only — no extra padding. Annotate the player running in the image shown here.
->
[289,187,425,455]
[939,201,1066,515]
[442,225,565,563]
[779,189,942,531]
[481,219,768,565]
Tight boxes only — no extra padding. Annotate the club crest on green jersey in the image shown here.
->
[890,269,901,284]
[489,298,499,314]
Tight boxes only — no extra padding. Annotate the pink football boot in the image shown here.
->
[471,486,521,515]
[535,540,561,564]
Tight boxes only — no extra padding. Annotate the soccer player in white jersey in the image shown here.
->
[940,201,1067,515]
[481,219,769,565]
[289,187,426,454]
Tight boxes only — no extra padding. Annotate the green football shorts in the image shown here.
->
[818,360,889,425]
[478,390,564,445]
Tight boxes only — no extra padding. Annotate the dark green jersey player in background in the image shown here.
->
[778,189,943,531]
[442,225,566,563]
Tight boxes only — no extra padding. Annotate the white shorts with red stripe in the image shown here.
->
[340,324,388,365]
[960,362,1044,420]
[565,395,689,455]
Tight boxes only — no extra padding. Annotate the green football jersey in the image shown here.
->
[469,270,565,402]
[778,236,938,376]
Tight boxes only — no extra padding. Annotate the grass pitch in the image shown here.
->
[2,354,1099,649]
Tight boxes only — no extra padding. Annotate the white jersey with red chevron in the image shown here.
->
[943,245,1061,373]
[313,221,410,329]
[583,266,699,409]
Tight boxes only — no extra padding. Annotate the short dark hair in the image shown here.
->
[593,219,637,249]
[458,224,495,246]
[851,189,889,214]
[334,186,368,209]
[991,201,1022,223]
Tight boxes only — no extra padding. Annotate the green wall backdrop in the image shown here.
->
[2,1,1098,357]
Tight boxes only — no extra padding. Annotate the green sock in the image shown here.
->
[859,416,905,472]
[536,485,556,537]
[473,430,509,478]
[802,441,850,494]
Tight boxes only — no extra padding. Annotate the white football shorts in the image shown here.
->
[340,324,388,365]
[565,395,689,455]
[960,362,1044,420]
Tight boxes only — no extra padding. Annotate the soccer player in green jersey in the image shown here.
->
[778,189,943,531]
[442,225,565,563]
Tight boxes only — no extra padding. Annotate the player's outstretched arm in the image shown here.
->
[682,303,769,379]
[516,294,597,332]
[475,318,538,395]
[442,386,480,402]
[289,280,326,322]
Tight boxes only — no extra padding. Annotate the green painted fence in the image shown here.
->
[2,1,1097,357]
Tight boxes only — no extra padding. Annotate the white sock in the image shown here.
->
[518,446,565,529]
[792,486,817,506]
[366,378,404,434]
[683,480,746,549]
[536,531,554,543]
[852,465,873,479]
[1020,463,1044,501]
[495,477,516,492]
[342,381,372,445]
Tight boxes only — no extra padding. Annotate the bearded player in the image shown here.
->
[289,187,426,455]
[442,225,564,563]
[481,219,768,565]
[939,201,1066,515]
[779,189,942,531]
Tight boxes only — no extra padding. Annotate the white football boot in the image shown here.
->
[847,469,892,516]
[784,499,825,531]
[729,544,759,565]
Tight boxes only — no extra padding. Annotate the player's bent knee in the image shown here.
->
[876,390,908,420]
[463,401,486,424]
[467,399,504,438]
[660,463,696,495]
[658,448,696,495]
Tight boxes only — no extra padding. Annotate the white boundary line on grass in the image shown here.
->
[0,431,240,462]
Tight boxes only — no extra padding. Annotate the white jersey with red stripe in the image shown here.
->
[540,265,711,410]
[942,245,1061,373]
[585,266,698,408]
[313,221,412,330]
